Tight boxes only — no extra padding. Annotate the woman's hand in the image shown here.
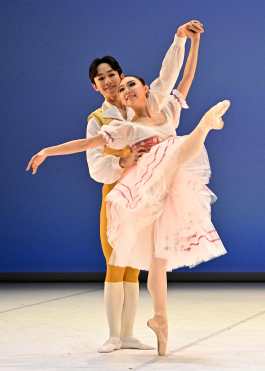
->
[176,21,203,99]
[26,149,48,175]
[177,20,204,38]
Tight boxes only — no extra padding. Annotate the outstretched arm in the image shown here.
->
[26,120,139,175]
[177,30,202,99]
[26,134,106,175]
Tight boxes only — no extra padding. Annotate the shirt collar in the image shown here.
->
[101,100,135,121]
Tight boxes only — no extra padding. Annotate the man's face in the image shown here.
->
[92,63,123,101]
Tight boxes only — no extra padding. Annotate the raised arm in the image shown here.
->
[176,29,202,99]
[149,20,204,110]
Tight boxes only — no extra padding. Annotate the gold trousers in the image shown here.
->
[100,183,140,283]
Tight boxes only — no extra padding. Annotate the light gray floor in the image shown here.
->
[0,282,264,370]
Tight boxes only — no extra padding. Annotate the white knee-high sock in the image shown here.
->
[120,282,139,338]
[104,282,124,338]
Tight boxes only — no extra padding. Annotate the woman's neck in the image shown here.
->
[132,105,152,121]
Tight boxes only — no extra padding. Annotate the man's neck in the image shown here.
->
[105,97,127,118]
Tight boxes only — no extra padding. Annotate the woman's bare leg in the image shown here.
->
[147,256,168,356]
[147,257,168,318]
[145,100,230,356]
[147,224,168,356]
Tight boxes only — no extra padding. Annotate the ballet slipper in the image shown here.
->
[147,316,168,356]
[200,100,231,131]
[97,336,122,353]
[121,336,154,350]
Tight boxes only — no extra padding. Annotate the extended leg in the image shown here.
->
[177,100,231,165]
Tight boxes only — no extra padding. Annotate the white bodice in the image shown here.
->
[100,95,183,149]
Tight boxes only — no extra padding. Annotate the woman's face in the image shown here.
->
[118,76,148,108]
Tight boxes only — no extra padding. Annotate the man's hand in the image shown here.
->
[177,20,204,38]
[119,146,149,169]
[26,149,47,175]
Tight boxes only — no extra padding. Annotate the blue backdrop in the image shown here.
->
[1,0,264,273]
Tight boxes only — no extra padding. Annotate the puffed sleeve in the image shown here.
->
[165,89,189,129]
[172,89,189,109]
[100,120,137,149]
[86,117,125,184]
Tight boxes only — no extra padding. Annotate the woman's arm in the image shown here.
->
[26,134,106,174]
[149,20,203,110]
[176,31,201,99]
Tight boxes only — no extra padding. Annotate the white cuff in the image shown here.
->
[174,34,187,47]
[172,89,189,109]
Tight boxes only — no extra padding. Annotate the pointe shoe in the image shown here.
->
[97,337,122,353]
[147,317,168,356]
[202,100,231,130]
[121,336,154,350]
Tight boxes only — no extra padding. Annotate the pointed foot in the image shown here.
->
[147,317,168,356]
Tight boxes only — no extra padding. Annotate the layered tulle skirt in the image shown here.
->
[106,135,227,271]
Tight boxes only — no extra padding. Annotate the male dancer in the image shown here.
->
[86,20,204,353]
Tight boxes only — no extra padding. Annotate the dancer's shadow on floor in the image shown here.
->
[96,349,224,370]
[1,351,224,370]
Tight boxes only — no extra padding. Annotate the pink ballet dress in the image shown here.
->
[100,94,227,271]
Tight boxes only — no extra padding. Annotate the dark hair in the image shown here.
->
[124,75,146,86]
[89,56,123,83]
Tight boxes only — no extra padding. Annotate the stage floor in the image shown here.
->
[0,282,264,370]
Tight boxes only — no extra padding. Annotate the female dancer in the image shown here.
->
[85,20,204,353]
[26,73,230,355]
